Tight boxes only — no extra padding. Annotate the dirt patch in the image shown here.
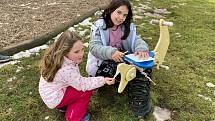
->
[0,0,110,49]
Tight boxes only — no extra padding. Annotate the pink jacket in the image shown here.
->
[39,57,105,109]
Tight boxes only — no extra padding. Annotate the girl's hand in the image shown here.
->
[134,51,149,60]
[104,77,115,85]
[111,51,126,62]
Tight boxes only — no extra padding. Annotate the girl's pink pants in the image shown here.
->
[56,87,93,121]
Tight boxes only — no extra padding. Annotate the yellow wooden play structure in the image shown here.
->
[115,19,173,93]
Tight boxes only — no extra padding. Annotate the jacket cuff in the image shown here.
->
[108,48,117,60]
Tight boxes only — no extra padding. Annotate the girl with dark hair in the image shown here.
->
[39,31,115,121]
[86,0,152,119]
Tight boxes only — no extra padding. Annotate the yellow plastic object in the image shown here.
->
[153,19,170,69]
[116,19,171,93]
[115,63,136,93]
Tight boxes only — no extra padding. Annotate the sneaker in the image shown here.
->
[57,106,67,113]
[81,112,90,121]
[0,54,12,63]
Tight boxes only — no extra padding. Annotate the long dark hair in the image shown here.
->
[102,0,133,40]
[40,31,82,82]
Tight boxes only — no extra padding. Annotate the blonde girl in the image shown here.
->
[39,31,115,121]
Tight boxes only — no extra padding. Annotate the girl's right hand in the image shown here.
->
[111,51,126,62]
[104,77,115,85]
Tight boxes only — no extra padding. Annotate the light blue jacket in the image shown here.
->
[86,19,149,76]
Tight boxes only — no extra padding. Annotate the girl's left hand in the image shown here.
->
[111,51,126,62]
[134,51,149,60]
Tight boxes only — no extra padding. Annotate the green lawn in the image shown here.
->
[1,0,215,121]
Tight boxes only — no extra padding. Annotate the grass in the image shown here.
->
[1,0,215,121]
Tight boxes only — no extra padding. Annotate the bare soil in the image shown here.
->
[0,0,110,49]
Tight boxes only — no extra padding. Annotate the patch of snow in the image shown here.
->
[79,18,93,26]
[139,3,152,10]
[85,35,90,39]
[68,27,76,32]
[13,51,32,59]
[133,11,138,14]
[144,12,164,18]
[74,25,79,27]
[94,11,103,16]
[45,116,49,120]
[0,61,19,69]
[12,45,48,59]
[78,27,83,30]
[16,66,23,73]
[133,15,144,19]
[206,82,215,88]
[175,33,182,38]
[145,1,151,5]
[154,9,171,14]
[16,68,21,73]
[7,78,13,82]
[83,42,89,47]
[153,106,171,121]
[197,94,212,102]
[137,8,145,14]
[133,6,137,9]
[7,76,16,82]
[79,29,88,36]
[29,45,48,53]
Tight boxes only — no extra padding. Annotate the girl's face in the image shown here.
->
[66,40,84,64]
[111,5,129,27]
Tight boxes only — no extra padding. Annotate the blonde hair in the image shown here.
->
[40,31,82,82]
